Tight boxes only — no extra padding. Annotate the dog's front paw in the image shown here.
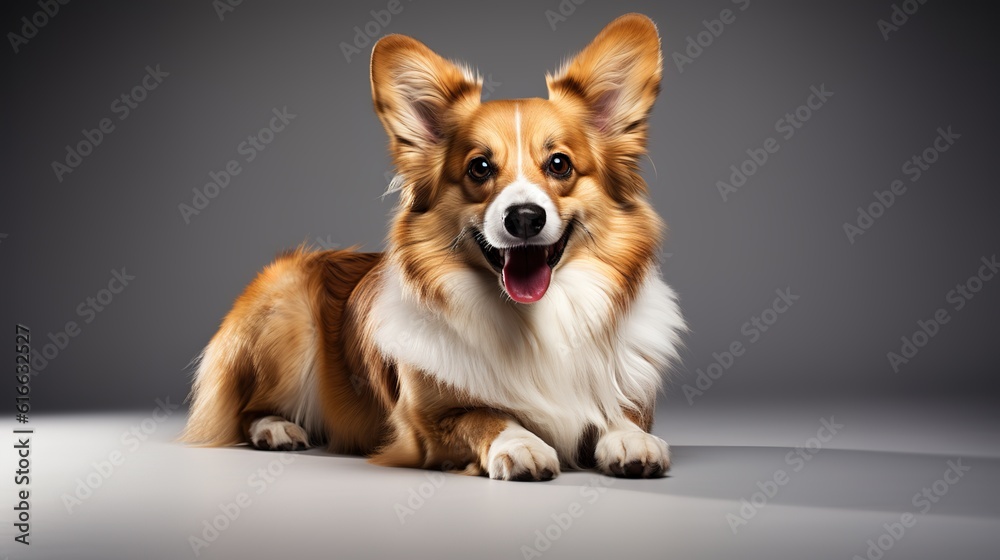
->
[487,426,560,481]
[249,416,310,451]
[595,430,670,478]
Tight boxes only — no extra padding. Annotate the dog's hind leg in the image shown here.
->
[182,250,324,449]
[245,415,310,451]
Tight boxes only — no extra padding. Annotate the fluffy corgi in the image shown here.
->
[183,13,685,480]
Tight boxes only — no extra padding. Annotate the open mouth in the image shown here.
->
[475,222,573,304]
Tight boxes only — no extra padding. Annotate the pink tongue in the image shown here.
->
[502,246,551,303]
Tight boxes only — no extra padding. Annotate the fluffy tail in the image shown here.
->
[180,332,250,446]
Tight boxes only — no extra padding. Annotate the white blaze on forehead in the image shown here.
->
[515,104,524,178]
[482,104,564,249]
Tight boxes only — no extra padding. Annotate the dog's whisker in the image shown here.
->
[645,154,658,179]
[449,228,474,254]
[571,217,597,249]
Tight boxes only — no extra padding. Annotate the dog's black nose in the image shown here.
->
[503,203,546,239]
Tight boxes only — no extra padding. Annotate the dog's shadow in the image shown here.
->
[216,442,1000,518]
[546,445,1000,518]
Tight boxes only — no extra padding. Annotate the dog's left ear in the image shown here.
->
[547,14,662,177]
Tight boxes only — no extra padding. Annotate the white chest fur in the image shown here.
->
[372,261,685,462]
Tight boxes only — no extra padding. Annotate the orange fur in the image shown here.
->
[184,14,679,480]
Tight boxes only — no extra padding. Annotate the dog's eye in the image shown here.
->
[547,153,572,178]
[467,156,492,181]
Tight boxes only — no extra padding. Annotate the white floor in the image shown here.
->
[8,399,999,560]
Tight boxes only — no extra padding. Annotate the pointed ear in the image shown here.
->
[546,13,662,148]
[370,34,481,154]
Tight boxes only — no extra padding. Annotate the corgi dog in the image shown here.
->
[182,13,685,481]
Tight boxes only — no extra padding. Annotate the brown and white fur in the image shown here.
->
[182,14,686,481]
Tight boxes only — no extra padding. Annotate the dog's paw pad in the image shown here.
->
[487,427,560,481]
[249,416,310,451]
[595,430,670,478]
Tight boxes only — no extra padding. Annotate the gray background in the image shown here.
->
[2,0,998,412]
[4,3,1000,560]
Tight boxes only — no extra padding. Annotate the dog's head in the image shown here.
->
[371,14,664,308]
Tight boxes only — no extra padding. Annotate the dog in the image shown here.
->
[182,13,685,481]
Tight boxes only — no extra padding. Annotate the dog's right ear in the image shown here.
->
[370,35,481,202]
